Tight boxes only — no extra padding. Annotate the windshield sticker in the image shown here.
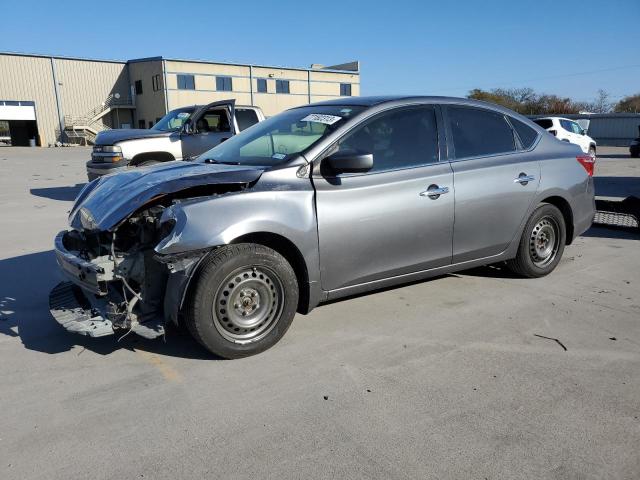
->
[301,114,342,125]
[272,153,287,160]
[177,112,190,118]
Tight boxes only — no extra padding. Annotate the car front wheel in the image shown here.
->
[184,244,299,359]
[506,203,566,278]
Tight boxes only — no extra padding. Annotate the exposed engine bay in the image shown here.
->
[50,160,265,339]
[57,205,170,336]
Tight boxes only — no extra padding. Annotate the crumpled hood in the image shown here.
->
[95,128,170,145]
[69,161,265,231]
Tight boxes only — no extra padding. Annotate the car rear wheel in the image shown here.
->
[588,146,596,158]
[506,204,566,278]
[184,243,298,359]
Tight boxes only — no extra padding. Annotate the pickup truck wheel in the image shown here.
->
[185,243,298,359]
[506,204,566,278]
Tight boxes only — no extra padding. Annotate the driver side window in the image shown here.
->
[196,109,231,133]
[335,106,439,173]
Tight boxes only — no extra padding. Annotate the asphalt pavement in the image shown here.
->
[0,145,638,479]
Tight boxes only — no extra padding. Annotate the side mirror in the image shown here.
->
[325,150,373,174]
[581,129,587,136]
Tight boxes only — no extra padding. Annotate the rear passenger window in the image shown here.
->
[510,117,538,149]
[448,106,515,159]
[533,119,553,129]
[236,109,259,131]
[337,106,439,173]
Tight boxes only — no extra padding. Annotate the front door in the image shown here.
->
[181,100,236,159]
[314,105,454,292]
[445,105,540,263]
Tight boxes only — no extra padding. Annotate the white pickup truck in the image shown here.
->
[86,100,264,180]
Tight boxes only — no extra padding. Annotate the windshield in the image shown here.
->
[152,107,195,132]
[198,105,366,166]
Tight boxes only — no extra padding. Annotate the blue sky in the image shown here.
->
[3,0,638,103]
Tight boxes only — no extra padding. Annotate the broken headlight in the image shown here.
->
[77,207,98,231]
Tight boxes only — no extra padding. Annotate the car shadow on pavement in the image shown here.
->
[581,225,640,240]
[599,154,634,159]
[30,183,86,201]
[456,263,522,279]
[594,176,640,197]
[0,250,217,360]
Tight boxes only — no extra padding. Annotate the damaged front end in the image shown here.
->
[51,206,176,338]
[49,161,264,339]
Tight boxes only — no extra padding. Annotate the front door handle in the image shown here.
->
[419,184,449,200]
[514,173,536,185]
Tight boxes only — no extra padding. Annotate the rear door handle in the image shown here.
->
[419,185,449,199]
[514,173,536,185]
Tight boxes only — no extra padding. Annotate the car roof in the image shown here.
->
[536,116,572,122]
[170,104,257,112]
[301,95,530,114]
[306,95,463,107]
[297,96,540,124]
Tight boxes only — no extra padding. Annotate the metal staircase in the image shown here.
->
[63,94,134,145]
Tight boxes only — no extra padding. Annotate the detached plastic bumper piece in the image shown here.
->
[49,282,114,337]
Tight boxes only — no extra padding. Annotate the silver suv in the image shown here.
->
[51,96,595,358]
[86,100,264,180]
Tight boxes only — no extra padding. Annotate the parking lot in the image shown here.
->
[1,146,639,479]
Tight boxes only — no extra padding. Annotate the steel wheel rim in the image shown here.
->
[529,216,559,267]
[212,266,284,344]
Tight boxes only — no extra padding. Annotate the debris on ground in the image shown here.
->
[534,334,568,351]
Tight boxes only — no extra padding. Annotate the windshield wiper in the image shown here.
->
[204,158,241,165]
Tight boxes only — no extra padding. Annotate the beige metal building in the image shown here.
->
[0,52,360,146]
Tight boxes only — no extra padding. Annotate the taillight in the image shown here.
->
[577,154,595,177]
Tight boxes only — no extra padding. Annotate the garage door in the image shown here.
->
[0,100,36,121]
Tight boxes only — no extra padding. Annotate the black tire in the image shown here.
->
[506,203,566,278]
[184,243,298,359]
[588,146,596,158]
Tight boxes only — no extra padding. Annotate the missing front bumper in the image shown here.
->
[49,282,166,339]
[49,282,114,337]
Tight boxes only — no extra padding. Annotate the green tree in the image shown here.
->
[614,94,640,113]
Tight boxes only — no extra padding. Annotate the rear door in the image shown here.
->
[314,105,454,291]
[568,120,589,152]
[181,100,236,159]
[445,105,540,263]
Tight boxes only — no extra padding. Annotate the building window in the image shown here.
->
[276,79,290,94]
[216,76,233,92]
[134,80,143,95]
[152,74,162,92]
[138,119,146,129]
[177,74,195,90]
[257,78,268,93]
[340,83,352,96]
